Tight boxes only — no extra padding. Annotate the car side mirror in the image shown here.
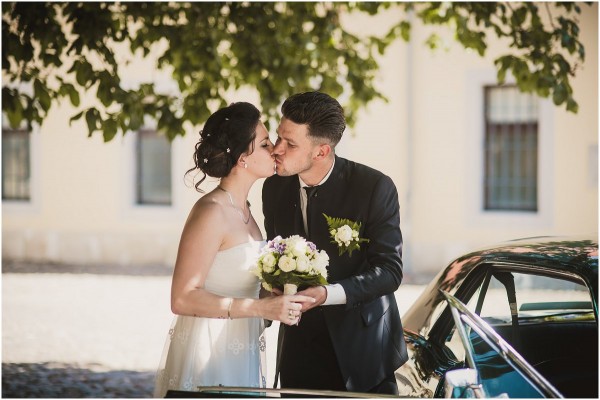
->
[444,368,485,398]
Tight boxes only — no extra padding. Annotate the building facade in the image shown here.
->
[3,4,598,278]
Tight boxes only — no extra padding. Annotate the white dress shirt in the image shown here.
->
[298,159,346,305]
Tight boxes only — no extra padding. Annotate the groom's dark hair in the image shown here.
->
[281,91,346,147]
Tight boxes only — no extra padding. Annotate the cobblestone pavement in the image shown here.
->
[2,363,154,398]
[2,266,426,398]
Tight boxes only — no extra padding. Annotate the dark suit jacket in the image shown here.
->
[262,155,408,392]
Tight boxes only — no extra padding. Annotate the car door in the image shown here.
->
[462,267,598,398]
[436,264,598,397]
[441,290,562,398]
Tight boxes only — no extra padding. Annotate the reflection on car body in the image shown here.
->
[396,236,598,398]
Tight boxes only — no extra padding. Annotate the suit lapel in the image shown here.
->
[294,191,305,236]
[274,178,303,238]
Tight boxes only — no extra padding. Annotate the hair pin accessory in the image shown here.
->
[203,158,208,164]
[226,148,231,153]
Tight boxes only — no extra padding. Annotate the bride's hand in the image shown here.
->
[262,295,314,326]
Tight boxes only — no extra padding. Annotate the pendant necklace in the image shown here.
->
[217,186,251,224]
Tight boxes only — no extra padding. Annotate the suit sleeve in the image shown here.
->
[339,174,403,309]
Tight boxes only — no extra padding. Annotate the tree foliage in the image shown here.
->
[2,2,589,142]
[384,2,588,113]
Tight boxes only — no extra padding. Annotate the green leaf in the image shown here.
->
[552,82,568,105]
[68,87,80,107]
[5,98,23,128]
[566,97,579,113]
[69,111,84,126]
[85,109,98,136]
[97,79,111,107]
[399,21,410,41]
[33,79,43,99]
[512,6,528,26]
[103,118,118,142]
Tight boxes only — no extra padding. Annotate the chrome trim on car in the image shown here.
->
[441,290,564,398]
[194,386,400,398]
[487,262,588,284]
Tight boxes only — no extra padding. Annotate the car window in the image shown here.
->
[468,272,594,324]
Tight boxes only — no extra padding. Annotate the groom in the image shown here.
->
[262,91,408,394]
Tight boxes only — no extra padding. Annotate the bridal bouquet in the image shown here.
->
[251,235,329,295]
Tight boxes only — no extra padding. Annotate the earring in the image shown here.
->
[243,162,248,169]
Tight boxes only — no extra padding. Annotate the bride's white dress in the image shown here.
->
[154,241,266,397]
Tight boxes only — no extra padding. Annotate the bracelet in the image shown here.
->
[227,298,233,320]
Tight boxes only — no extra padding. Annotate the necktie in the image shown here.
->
[304,186,318,237]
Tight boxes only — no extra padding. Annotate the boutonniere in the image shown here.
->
[323,214,369,257]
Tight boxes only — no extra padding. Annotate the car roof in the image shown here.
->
[402,235,598,334]
[454,235,598,279]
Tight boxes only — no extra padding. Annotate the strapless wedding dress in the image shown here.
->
[154,241,266,397]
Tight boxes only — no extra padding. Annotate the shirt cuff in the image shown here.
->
[322,283,347,305]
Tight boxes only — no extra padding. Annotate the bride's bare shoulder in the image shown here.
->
[188,192,225,227]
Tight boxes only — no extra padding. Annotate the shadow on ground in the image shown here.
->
[2,363,155,398]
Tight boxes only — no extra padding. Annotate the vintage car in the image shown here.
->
[396,236,598,398]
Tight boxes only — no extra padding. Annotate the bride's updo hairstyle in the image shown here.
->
[186,102,261,192]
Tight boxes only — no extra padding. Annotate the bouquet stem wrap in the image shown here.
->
[283,283,298,295]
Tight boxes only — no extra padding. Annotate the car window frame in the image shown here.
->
[473,264,596,323]
[428,263,490,347]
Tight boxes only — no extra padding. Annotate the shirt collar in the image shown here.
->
[299,158,335,188]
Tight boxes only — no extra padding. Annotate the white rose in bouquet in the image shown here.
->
[312,251,330,278]
[295,254,310,273]
[286,235,309,258]
[278,255,297,272]
[261,253,277,273]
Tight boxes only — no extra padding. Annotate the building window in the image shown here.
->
[136,129,172,205]
[484,86,538,211]
[2,127,30,201]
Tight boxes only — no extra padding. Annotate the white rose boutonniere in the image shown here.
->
[323,214,369,256]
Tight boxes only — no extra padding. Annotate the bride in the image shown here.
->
[154,102,314,397]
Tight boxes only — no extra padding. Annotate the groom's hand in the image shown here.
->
[297,286,327,312]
